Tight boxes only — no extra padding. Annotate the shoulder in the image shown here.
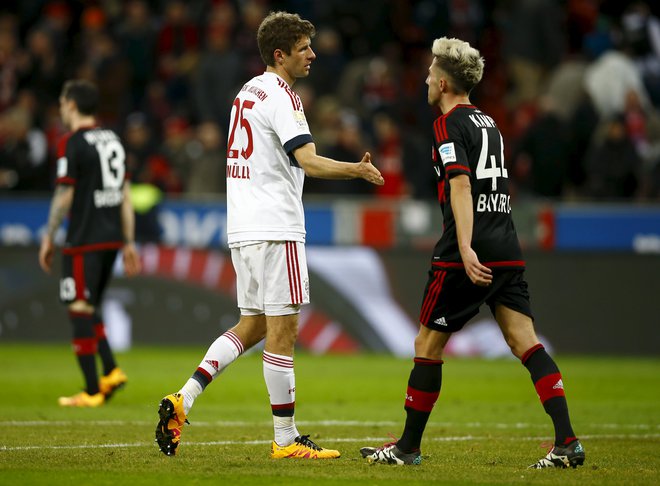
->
[56,132,75,158]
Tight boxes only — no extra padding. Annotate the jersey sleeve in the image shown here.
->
[55,133,76,185]
[434,116,471,179]
[269,90,313,156]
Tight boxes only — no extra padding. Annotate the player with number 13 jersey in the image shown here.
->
[56,126,126,251]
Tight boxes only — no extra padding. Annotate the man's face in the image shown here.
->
[282,36,316,79]
[426,59,442,106]
[59,96,73,129]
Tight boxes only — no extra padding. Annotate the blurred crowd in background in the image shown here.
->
[1,0,660,201]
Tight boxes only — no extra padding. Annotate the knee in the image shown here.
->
[413,329,445,360]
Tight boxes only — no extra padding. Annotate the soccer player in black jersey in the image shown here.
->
[39,80,141,407]
[361,38,585,469]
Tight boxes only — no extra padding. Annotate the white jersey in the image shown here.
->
[226,72,313,247]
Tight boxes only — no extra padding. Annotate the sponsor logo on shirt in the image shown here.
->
[439,143,457,165]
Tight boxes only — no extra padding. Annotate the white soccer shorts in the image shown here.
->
[230,241,309,316]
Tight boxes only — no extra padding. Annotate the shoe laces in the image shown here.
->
[295,435,322,451]
[376,433,399,452]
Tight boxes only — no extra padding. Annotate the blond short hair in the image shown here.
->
[431,37,485,94]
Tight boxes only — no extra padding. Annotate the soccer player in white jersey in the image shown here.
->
[155,11,384,459]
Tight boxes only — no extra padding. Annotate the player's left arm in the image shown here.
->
[39,184,74,274]
[120,182,141,276]
[449,174,492,287]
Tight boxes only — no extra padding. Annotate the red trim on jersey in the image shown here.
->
[73,253,86,300]
[420,270,446,324]
[445,163,471,173]
[432,260,525,269]
[56,176,76,185]
[73,337,97,355]
[405,386,440,412]
[68,310,92,319]
[63,241,123,254]
[285,242,303,304]
[534,372,565,403]
[56,132,73,159]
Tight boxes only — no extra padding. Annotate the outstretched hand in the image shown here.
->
[358,152,384,186]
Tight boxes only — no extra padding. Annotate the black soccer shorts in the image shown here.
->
[59,249,118,306]
[419,268,534,332]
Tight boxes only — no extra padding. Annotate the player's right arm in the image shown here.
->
[293,143,384,185]
[39,184,74,274]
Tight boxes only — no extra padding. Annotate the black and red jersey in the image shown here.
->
[430,104,524,270]
[55,126,127,253]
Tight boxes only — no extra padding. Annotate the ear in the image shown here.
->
[274,49,284,64]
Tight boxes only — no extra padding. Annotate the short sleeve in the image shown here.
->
[270,90,313,155]
[55,133,76,185]
[435,117,471,179]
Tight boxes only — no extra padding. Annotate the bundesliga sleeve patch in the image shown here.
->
[439,143,457,165]
[293,110,308,129]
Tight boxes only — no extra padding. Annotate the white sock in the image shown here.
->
[263,351,298,446]
[197,330,244,380]
[179,378,202,415]
[180,330,245,415]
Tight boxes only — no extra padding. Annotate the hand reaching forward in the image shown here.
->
[462,247,492,287]
[358,152,384,186]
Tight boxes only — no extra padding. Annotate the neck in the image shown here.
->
[440,93,471,115]
[266,65,295,87]
[70,114,97,132]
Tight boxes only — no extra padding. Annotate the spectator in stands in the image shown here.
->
[114,0,158,111]
[584,114,641,199]
[510,96,568,198]
[156,0,199,109]
[193,4,240,127]
[185,121,226,194]
[622,1,660,107]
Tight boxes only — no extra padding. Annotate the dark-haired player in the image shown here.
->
[39,80,141,407]
[360,37,584,469]
[154,11,383,459]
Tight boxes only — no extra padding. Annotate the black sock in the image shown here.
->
[93,312,116,375]
[522,344,576,446]
[397,357,443,453]
[70,311,100,395]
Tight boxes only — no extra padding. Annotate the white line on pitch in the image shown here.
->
[2,420,658,430]
[1,433,659,452]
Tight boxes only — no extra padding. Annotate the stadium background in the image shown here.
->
[1,0,659,357]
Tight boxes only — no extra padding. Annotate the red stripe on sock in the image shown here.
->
[271,402,295,411]
[534,372,566,403]
[413,358,444,366]
[94,324,106,339]
[521,343,544,364]
[405,386,439,413]
[196,367,213,383]
[224,330,244,355]
[73,337,97,355]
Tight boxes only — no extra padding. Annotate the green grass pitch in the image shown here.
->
[1,343,658,485]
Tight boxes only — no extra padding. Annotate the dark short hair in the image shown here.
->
[60,80,99,116]
[257,11,315,67]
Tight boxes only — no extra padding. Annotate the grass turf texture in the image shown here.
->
[1,344,658,485]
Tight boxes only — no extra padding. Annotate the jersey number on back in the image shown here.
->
[96,140,125,189]
[475,128,507,191]
[227,99,255,159]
